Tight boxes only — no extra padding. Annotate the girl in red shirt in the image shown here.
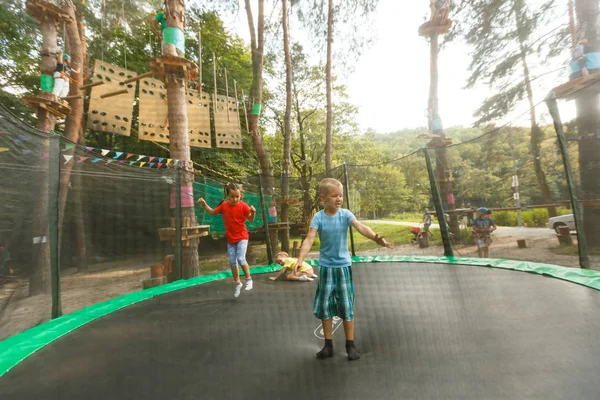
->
[198,183,256,297]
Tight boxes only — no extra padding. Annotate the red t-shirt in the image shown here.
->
[214,201,251,243]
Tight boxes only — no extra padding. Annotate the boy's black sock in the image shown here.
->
[316,339,334,359]
[346,340,360,361]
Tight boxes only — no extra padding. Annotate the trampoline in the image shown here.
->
[2,258,600,400]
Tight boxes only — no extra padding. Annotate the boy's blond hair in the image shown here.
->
[276,251,289,258]
[318,178,343,195]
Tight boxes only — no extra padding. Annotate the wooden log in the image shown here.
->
[100,89,128,99]
[143,276,167,289]
[122,71,153,84]
[61,95,83,100]
[79,81,104,90]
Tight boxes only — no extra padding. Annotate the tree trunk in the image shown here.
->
[514,1,556,217]
[575,0,600,248]
[58,0,86,241]
[280,0,293,253]
[325,0,334,176]
[29,13,60,297]
[293,78,312,229]
[428,32,458,236]
[163,0,200,278]
[245,0,274,190]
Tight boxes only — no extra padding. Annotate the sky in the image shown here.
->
[215,0,576,134]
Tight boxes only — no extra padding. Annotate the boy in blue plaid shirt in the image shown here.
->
[294,178,392,361]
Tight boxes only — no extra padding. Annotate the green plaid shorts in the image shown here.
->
[313,266,354,321]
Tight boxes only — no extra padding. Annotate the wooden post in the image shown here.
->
[100,88,128,99]
[122,71,153,84]
[79,80,104,90]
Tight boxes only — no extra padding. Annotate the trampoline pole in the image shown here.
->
[174,169,183,280]
[424,148,454,257]
[258,172,274,265]
[545,95,590,269]
[49,134,62,318]
[343,163,356,256]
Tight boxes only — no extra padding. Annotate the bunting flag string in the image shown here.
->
[51,144,188,169]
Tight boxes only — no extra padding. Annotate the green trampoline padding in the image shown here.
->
[2,256,600,378]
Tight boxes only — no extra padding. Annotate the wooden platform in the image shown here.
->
[551,73,600,100]
[21,95,70,118]
[158,225,210,247]
[418,8,452,37]
[149,56,199,84]
[26,0,73,23]
[426,136,453,148]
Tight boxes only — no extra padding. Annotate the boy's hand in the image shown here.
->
[269,276,277,281]
[197,198,206,206]
[374,234,393,248]
[249,205,256,213]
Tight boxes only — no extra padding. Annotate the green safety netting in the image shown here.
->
[193,179,272,235]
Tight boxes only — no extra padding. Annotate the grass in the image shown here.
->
[550,244,579,256]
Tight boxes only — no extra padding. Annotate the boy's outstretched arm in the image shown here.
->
[197,198,217,216]
[351,219,393,248]
[294,228,317,274]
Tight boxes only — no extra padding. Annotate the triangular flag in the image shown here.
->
[129,161,136,165]
[22,149,32,155]
[140,162,147,168]
[114,151,124,159]
[159,157,165,163]
[63,155,73,164]
[149,163,156,168]
[149,156,156,162]
[101,149,110,156]
[166,159,172,165]
[62,144,74,152]
[86,147,94,152]
[0,131,5,134]
[78,157,89,163]
[105,159,114,165]
[0,147,9,153]
[42,152,49,159]
[91,158,103,163]
[119,160,125,164]
[157,163,163,169]
[126,153,134,159]
[137,155,146,161]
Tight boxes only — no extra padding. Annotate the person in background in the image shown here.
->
[269,251,318,282]
[52,52,77,99]
[472,207,497,258]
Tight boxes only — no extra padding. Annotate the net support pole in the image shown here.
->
[343,163,356,256]
[424,148,454,257]
[258,172,274,265]
[545,94,590,269]
[174,168,183,279]
[49,134,62,318]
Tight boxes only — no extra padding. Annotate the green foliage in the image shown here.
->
[493,207,571,227]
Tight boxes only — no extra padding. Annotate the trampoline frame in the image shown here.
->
[2,255,600,378]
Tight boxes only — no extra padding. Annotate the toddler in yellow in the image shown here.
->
[269,251,318,282]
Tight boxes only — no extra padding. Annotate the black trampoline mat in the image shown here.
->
[2,262,600,400]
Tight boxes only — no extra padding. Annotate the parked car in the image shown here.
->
[547,214,575,233]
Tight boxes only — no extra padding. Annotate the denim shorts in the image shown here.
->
[227,240,249,268]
